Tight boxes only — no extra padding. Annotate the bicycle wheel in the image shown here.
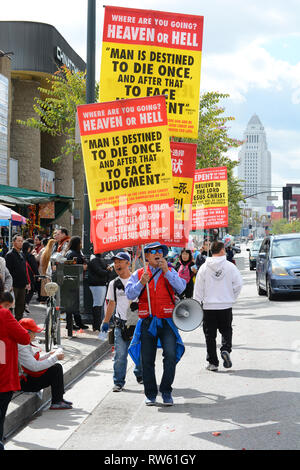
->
[53,309,61,347]
[45,306,54,352]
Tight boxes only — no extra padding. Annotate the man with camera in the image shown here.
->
[125,242,186,407]
[101,252,142,392]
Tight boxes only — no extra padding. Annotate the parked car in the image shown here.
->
[232,243,241,254]
[247,238,263,270]
[256,233,300,300]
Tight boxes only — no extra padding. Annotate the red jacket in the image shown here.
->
[137,266,175,319]
[0,308,30,393]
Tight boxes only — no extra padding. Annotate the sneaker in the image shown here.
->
[62,398,73,406]
[221,351,232,369]
[136,376,144,384]
[113,385,123,392]
[145,397,156,406]
[75,324,89,330]
[36,390,43,400]
[162,393,174,406]
[206,363,218,371]
[49,401,72,410]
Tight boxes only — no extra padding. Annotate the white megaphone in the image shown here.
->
[172,298,203,332]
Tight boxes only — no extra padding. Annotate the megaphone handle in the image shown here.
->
[141,245,152,317]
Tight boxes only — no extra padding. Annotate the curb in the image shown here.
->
[4,338,111,439]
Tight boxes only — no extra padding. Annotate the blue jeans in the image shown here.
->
[89,285,107,307]
[114,327,142,387]
[140,318,177,399]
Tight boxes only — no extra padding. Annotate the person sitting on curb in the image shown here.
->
[18,318,72,410]
[101,252,143,392]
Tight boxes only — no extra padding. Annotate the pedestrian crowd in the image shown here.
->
[0,229,243,449]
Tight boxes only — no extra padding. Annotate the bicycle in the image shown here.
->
[37,274,76,352]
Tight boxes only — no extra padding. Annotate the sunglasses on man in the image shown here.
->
[147,249,164,254]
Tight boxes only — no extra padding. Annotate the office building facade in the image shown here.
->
[238,114,272,214]
[0,21,86,235]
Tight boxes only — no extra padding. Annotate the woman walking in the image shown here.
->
[65,236,88,330]
[176,249,197,298]
[87,252,109,331]
[22,241,39,312]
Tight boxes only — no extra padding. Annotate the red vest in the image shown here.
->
[137,266,175,319]
[21,346,48,380]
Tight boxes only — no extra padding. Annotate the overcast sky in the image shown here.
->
[2,0,300,199]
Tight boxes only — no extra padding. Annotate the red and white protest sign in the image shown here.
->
[163,142,197,247]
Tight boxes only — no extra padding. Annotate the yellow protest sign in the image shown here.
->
[77,96,175,252]
[100,6,204,139]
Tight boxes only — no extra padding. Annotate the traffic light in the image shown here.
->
[283,186,292,200]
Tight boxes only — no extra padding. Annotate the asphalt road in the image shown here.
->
[6,247,300,451]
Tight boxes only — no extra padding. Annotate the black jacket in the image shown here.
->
[195,250,211,269]
[66,249,86,265]
[5,249,27,288]
[88,256,109,286]
[24,253,39,285]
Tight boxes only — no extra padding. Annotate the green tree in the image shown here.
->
[271,218,300,234]
[17,66,88,162]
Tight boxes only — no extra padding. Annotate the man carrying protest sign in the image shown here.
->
[125,242,186,406]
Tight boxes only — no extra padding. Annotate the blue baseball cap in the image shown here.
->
[144,242,169,257]
[112,252,131,262]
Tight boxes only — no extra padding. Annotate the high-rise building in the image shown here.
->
[238,114,272,213]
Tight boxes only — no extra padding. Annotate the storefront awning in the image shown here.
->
[0,184,73,221]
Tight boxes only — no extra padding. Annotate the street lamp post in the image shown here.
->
[83,0,96,256]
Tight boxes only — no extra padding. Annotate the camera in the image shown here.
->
[130,301,139,312]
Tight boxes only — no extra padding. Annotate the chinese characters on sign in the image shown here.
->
[166,141,197,246]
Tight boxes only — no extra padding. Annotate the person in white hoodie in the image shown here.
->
[193,241,243,371]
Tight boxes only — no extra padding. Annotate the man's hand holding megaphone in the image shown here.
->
[158,258,169,273]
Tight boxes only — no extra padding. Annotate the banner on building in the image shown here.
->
[77,95,174,253]
[39,202,55,219]
[192,166,228,230]
[164,141,197,247]
[100,6,204,139]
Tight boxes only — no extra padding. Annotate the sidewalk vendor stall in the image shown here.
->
[0,204,27,247]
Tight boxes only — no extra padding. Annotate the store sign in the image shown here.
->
[0,74,9,185]
[55,46,80,73]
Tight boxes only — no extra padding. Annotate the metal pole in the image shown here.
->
[141,245,152,316]
[83,0,96,256]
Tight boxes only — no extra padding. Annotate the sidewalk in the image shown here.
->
[4,300,111,439]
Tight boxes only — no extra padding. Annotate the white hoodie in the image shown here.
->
[193,255,243,310]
